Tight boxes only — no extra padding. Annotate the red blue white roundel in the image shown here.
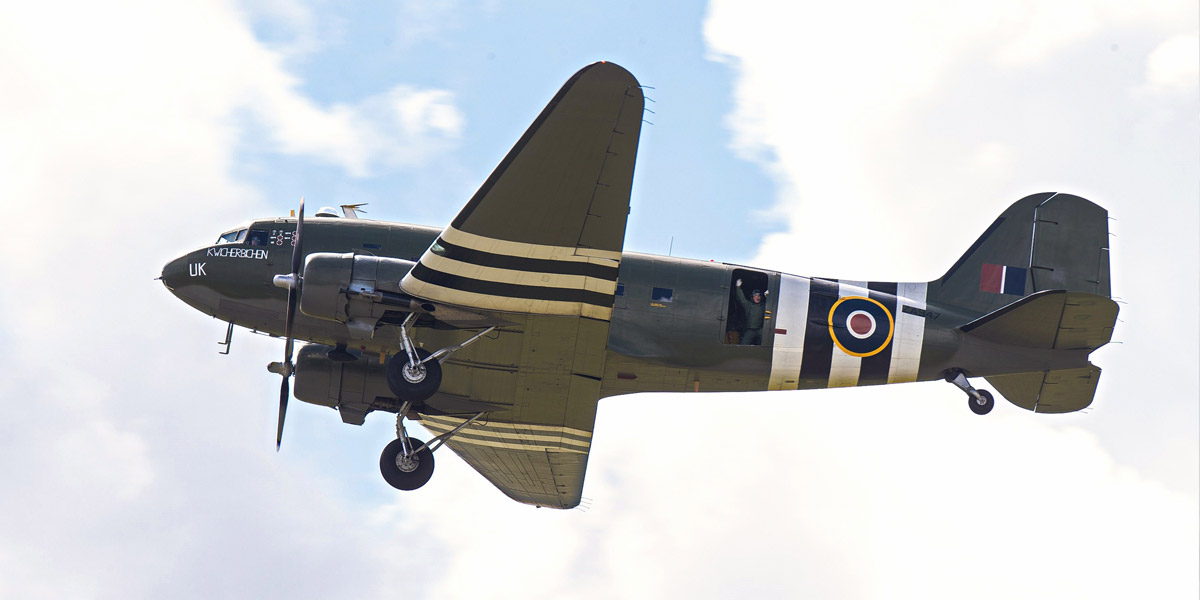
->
[828,296,895,357]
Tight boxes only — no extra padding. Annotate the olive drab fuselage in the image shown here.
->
[161,214,1089,405]
[161,189,1117,511]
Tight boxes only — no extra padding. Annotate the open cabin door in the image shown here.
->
[723,267,776,346]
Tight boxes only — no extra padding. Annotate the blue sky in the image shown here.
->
[0,1,1196,597]
[238,1,777,262]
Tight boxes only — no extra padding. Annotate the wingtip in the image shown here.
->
[583,60,635,79]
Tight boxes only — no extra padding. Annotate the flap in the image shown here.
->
[412,313,612,508]
[419,412,596,509]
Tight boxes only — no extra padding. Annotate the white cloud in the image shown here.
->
[366,394,1198,598]
[0,1,460,597]
[1145,32,1200,92]
[701,0,1198,595]
[704,0,1198,279]
[251,76,464,176]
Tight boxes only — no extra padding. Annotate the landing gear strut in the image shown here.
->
[944,369,994,415]
[382,313,495,402]
[380,401,435,490]
[379,436,434,490]
[386,347,442,402]
[384,314,443,402]
[378,317,495,492]
[379,401,486,492]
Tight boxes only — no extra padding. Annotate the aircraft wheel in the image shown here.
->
[969,389,994,415]
[386,348,442,402]
[379,437,435,491]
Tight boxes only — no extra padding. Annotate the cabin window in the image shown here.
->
[247,229,270,247]
[215,229,247,245]
[651,287,673,303]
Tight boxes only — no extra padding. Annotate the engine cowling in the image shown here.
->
[293,344,396,425]
[299,252,419,329]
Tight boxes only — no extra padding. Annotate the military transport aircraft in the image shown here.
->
[160,62,1118,509]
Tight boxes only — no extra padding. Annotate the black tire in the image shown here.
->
[385,348,442,402]
[379,437,435,491]
[970,389,995,415]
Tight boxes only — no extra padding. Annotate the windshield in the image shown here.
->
[215,229,247,245]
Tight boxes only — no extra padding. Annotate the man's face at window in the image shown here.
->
[752,291,762,303]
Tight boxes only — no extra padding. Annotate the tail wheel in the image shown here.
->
[379,437,435,491]
[385,348,442,402]
[970,389,995,415]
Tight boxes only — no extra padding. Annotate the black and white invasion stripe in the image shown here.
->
[768,275,928,390]
[400,225,621,321]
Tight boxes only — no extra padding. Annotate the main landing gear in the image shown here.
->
[386,347,442,402]
[382,313,494,403]
[378,315,496,491]
[380,401,485,491]
[380,431,434,491]
[944,369,994,415]
[384,312,443,403]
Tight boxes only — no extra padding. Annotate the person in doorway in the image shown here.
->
[734,279,767,345]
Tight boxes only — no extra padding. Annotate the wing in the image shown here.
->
[403,62,644,508]
[401,61,643,322]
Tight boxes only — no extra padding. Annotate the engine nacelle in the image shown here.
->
[293,344,396,425]
[299,252,418,325]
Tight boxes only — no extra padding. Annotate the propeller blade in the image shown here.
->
[284,285,297,363]
[277,375,289,450]
[276,197,305,450]
[290,197,304,276]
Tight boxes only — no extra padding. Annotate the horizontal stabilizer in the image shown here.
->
[960,290,1117,350]
[986,364,1102,413]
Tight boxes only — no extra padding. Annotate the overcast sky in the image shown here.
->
[0,1,1196,598]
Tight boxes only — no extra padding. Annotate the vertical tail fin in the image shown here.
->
[930,193,1111,318]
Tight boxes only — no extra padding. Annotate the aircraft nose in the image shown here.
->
[160,254,190,292]
[160,250,221,317]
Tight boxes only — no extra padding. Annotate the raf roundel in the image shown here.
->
[828,296,895,357]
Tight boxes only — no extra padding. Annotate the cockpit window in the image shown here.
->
[247,229,270,247]
[216,229,247,245]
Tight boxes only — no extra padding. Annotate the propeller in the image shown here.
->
[271,198,305,450]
